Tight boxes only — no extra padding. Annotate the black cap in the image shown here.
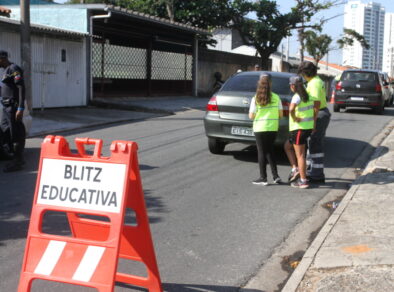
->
[289,75,303,85]
[0,50,8,58]
[298,61,317,76]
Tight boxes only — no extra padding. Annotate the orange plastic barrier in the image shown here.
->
[18,136,162,292]
[330,90,335,104]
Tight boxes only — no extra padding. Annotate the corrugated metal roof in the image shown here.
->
[1,3,209,35]
[0,17,88,37]
[0,0,55,4]
[105,5,209,35]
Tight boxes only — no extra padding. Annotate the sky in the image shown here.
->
[52,0,394,65]
[276,0,394,64]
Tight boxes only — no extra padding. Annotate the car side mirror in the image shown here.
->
[383,81,389,86]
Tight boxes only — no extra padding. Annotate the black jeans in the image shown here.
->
[254,131,279,180]
[1,104,25,159]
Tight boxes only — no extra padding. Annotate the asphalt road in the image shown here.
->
[1,105,393,292]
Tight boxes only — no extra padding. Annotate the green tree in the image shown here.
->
[337,28,370,49]
[304,30,332,66]
[293,0,343,62]
[229,0,301,69]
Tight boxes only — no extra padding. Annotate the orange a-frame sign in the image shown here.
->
[18,136,163,292]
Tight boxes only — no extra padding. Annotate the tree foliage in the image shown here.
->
[337,28,370,49]
[304,30,332,65]
[67,0,338,70]
[229,0,302,69]
[67,0,232,30]
[292,0,343,62]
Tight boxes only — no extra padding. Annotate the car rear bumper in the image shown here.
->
[204,112,288,145]
[334,92,383,108]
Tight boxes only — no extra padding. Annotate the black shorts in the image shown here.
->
[289,129,312,145]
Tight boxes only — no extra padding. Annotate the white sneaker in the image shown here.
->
[253,178,268,186]
[273,177,282,184]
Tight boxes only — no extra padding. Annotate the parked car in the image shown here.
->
[381,72,394,106]
[203,71,296,154]
[0,101,32,159]
[332,69,390,114]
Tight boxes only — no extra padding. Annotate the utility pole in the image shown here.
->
[281,43,284,72]
[286,36,289,62]
[20,0,32,112]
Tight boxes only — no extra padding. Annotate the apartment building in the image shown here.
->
[342,1,385,70]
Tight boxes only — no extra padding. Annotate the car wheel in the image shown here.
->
[333,104,340,112]
[208,137,225,154]
[373,104,384,115]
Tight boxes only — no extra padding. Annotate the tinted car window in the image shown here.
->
[221,75,292,95]
[341,72,377,82]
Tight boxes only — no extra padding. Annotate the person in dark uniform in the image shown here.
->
[0,50,26,172]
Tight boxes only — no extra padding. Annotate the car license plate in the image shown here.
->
[231,126,254,136]
[350,97,364,101]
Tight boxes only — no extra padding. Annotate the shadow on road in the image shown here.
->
[340,106,394,116]
[225,136,385,171]
[117,282,264,292]
[0,147,167,245]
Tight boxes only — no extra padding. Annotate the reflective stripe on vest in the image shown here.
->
[289,96,314,131]
[253,93,280,132]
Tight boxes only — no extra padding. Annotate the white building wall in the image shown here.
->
[343,1,385,70]
[383,13,394,77]
[208,28,233,52]
[0,30,87,108]
[343,1,364,68]
[6,6,88,33]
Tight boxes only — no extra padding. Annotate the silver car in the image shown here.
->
[204,71,296,154]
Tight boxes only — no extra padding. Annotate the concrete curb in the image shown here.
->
[281,118,394,292]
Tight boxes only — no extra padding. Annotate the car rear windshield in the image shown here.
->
[221,75,292,95]
[341,72,377,82]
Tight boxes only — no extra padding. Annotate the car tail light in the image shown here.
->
[282,101,289,116]
[335,81,342,90]
[206,96,218,112]
[375,83,382,93]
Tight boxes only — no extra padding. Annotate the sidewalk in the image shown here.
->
[28,96,208,137]
[282,120,394,292]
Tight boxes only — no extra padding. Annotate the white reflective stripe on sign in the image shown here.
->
[309,153,324,158]
[72,246,106,282]
[34,240,66,275]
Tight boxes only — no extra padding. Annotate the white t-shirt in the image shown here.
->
[290,94,301,105]
[249,96,283,114]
